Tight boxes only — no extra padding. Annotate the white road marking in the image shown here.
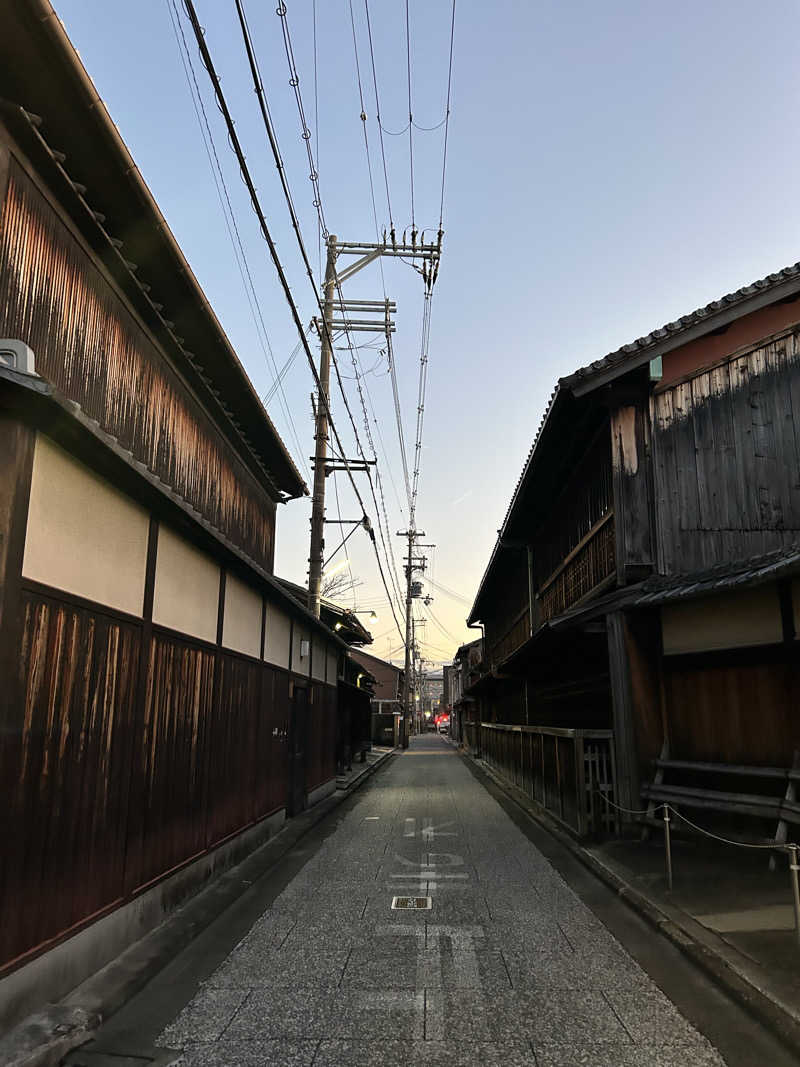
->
[425,990,445,1041]
[361,992,425,1040]
[402,818,458,840]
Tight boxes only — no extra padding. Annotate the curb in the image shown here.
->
[336,748,396,792]
[464,750,800,1057]
[4,748,397,1067]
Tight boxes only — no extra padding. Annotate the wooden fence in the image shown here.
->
[474,722,618,836]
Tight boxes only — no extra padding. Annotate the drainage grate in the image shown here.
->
[391,895,432,910]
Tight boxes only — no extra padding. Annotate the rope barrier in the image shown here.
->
[667,805,795,852]
[594,788,800,941]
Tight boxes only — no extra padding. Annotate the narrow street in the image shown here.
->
[69,736,798,1067]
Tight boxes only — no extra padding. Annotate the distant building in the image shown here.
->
[350,648,405,746]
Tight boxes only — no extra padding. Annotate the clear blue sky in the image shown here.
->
[55,0,800,664]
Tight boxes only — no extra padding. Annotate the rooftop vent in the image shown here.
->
[0,340,36,376]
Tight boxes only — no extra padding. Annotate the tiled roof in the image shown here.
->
[561,262,800,391]
[635,542,800,605]
[468,260,800,624]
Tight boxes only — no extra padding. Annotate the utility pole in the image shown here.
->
[397,528,428,748]
[307,231,440,629]
[308,234,338,618]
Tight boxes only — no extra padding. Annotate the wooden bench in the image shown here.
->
[641,753,800,852]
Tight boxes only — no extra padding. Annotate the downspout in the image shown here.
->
[467,619,484,755]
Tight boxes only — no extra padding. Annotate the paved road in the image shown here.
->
[78,735,800,1066]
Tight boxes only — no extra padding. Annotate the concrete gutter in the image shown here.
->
[0,749,396,1067]
[464,751,800,1058]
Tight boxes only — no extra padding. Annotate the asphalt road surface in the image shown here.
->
[73,734,800,1066]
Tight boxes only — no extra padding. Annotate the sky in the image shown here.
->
[54,0,800,666]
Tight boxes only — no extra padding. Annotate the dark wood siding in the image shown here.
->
[306,682,337,792]
[1,587,297,977]
[1,591,140,970]
[664,657,800,765]
[653,331,800,572]
[128,634,216,892]
[0,160,276,570]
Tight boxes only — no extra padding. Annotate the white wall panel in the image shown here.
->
[152,525,219,643]
[326,648,339,684]
[223,572,263,658]
[661,586,783,655]
[264,603,291,668]
[291,623,310,675]
[23,434,149,615]
[311,636,326,681]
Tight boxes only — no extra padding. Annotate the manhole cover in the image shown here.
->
[391,895,431,910]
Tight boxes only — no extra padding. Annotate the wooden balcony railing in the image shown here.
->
[489,605,530,668]
[539,512,615,623]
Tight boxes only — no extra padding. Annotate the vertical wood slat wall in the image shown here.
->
[652,331,800,573]
[0,158,277,571]
[1,563,337,978]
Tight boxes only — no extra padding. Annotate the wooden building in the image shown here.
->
[448,638,483,745]
[0,3,346,1028]
[467,262,800,839]
[349,648,405,746]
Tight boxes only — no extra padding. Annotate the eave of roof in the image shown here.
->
[350,647,403,673]
[468,259,800,626]
[0,364,343,645]
[0,1,306,500]
[275,578,374,645]
[467,387,565,624]
[561,262,800,397]
[635,543,800,606]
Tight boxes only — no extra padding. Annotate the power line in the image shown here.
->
[424,602,461,645]
[264,332,308,406]
[363,0,394,231]
[166,0,310,482]
[427,576,470,605]
[181,0,397,636]
[387,333,413,512]
[223,0,405,641]
[344,0,407,616]
[439,0,457,229]
[409,290,433,526]
[404,0,415,228]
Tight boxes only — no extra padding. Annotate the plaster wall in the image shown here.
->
[222,571,262,659]
[22,433,149,616]
[153,524,219,643]
[264,602,291,668]
[661,586,783,655]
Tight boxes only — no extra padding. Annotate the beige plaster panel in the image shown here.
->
[661,586,783,655]
[152,524,220,643]
[311,636,326,681]
[264,603,291,668]
[23,434,149,616]
[222,572,263,659]
[291,623,310,675]
[327,648,339,684]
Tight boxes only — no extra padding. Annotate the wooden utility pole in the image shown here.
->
[308,234,338,618]
[397,528,426,748]
[307,234,440,627]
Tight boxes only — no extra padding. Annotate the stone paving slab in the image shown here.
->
[155,736,727,1066]
[168,1039,317,1067]
[314,1038,537,1066]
